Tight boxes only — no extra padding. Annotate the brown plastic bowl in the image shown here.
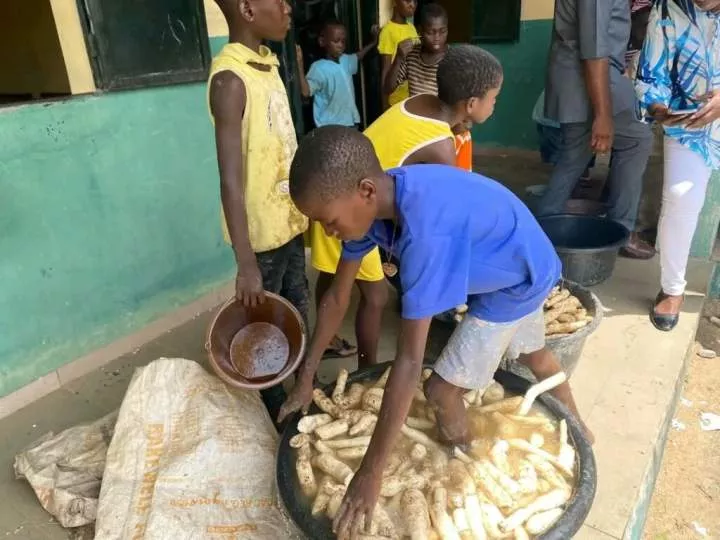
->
[206,293,307,390]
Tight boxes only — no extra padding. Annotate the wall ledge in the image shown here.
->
[0,281,233,420]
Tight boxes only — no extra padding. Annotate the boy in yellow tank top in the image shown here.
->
[378,0,419,109]
[208,0,307,424]
[290,45,504,417]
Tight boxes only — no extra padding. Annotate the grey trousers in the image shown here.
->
[535,109,653,231]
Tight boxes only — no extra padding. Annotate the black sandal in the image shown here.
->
[322,337,357,359]
[649,291,683,332]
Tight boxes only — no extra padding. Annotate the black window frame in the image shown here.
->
[75,0,212,91]
[470,0,522,44]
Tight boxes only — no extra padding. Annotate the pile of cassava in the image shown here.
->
[290,367,576,539]
[452,286,593,338]
[542,286,593,337]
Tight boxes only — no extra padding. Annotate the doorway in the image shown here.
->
[290,0,382,134]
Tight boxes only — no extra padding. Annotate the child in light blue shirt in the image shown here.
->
[297,20,378,128]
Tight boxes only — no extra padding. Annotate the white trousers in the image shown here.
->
[658,137,713,295]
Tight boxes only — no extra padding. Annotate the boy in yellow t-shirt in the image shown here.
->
[378,0,418,109]
[208,0,308,425]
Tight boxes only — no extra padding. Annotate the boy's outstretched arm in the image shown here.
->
[333,316,431,539]
[210,72,264,307]
[278,257,363,421]
[295,45,312,98]
[356,25,379,61]
[382,39,412,97]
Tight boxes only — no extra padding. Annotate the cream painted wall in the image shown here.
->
[205,0,229,37]
[521,0,554,21]
[203,0,556,39]
[379,0,554,27]
[379,0,393,26]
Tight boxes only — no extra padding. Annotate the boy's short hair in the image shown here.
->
[290,126,382,203]
[321,18,345,35]
[419,2,448,26]
[437,44,503,104]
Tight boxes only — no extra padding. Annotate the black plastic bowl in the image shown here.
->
[276,364,597,540]
[538,214,629,287]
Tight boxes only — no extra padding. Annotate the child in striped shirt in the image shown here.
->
[384,3,448,98]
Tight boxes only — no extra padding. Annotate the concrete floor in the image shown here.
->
[0,255,711,539]
[0,146,708,539]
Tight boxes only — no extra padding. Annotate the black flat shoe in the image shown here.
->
[649,309,679,331]
[649,292,681,332]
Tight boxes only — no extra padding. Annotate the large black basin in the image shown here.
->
[277,364,597,540]
[538,214,629,286]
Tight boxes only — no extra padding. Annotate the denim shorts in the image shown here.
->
[433,308,546,390]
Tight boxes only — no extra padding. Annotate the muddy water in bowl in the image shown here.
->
[229,322,290,380]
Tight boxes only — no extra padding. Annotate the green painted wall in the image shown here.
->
[472,19,552,149]
[0,24,555,398]
[0,38,232,397]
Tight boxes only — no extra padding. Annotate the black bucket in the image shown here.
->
[538,215,629,287]
[277,363,597,540]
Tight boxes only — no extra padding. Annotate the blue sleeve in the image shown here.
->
[342,54,359,76]
[400,236,469,320]
[577,0,612,59]
[342,237,376,260]
[635,6,674,119]
[306,62,326,96]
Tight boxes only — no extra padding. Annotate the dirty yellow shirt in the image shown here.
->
[378,21,419,106]
[208,42,308,253]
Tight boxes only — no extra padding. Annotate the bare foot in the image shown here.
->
[654,293,683,316]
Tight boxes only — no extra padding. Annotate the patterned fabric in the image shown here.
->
[208,43,308,252]
[378,21,419,105]
[395,43,442,97]
[635,0,720,168]
[632,0,654,13]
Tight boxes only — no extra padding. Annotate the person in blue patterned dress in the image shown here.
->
[636,0,720,331]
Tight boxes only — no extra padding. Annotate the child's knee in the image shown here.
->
[522,347,561,377]
[362,280,389,309]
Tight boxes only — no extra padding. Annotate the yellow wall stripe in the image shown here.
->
[49,0,95,94]
[205,0,229,37]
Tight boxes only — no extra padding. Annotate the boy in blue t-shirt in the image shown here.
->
[280,125,592,536]
[296,20,378,128]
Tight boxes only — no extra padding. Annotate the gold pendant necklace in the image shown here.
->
[382,261,398,278]
[382,221,399,278]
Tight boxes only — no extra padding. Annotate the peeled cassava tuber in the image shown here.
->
[313,453,353,484]
[296,454,317,496]
[524,508,563,535]
[297,413,333,434]
[312,389,342,417]
[332,368,349,405]
[430,487,461,540]
[482,382,505,404]
[402,489,432,540]
[292,368,578,539]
